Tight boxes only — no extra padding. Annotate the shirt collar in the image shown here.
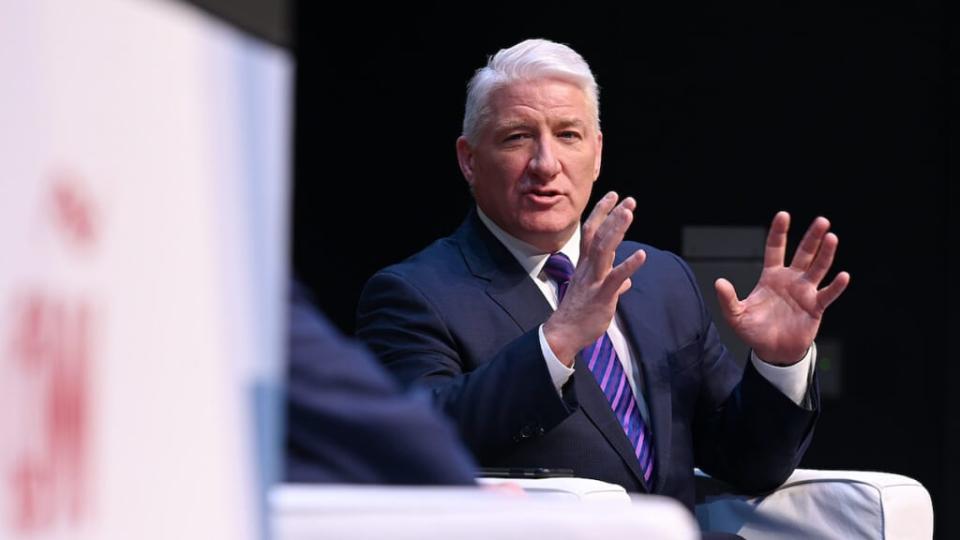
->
[476,205,581,281]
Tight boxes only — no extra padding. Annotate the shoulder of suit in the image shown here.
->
[370,235,466,285]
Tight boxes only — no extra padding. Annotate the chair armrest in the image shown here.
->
[694,468,934,540]
[476,476,632,502]
[272,483,697,539]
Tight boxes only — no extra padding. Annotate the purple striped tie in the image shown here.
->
[543,252,655,489]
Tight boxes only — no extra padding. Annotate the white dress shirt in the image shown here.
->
[476,207,816,412]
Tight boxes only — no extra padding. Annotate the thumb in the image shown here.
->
[714,278,741,323]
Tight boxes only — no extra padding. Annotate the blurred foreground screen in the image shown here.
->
[0,0,292,538]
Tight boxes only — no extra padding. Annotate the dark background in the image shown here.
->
[288,2,956,537]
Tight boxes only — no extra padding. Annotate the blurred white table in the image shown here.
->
[271,483,697,540]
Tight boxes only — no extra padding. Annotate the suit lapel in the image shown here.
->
[455,210,552,333]
[571,253,674,494]
[616,279,674,494]
[572,356,650,488]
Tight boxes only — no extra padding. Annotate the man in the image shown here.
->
[356,39,849,510]
[286,280,477,485]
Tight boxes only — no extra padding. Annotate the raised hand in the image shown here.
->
[715,211,850,365]
[543,192,646,366]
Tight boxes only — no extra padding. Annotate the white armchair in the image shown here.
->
[481,469,934,539]
[694,468,934,540]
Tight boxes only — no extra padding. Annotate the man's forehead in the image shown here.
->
[483,79,594,119]
[491,78,588,104]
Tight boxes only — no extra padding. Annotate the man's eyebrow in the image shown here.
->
[553,118,588,130]
[492,120,533,132]
[492,118,589,132]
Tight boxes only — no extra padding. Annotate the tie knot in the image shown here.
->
[543,252,575,284]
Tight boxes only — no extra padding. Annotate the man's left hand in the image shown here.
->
[715,211,850,365]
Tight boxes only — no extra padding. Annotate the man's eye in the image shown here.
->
[504,133,530,142]
[558,130,582,140]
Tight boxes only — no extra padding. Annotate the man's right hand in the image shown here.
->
[542,192,646,366]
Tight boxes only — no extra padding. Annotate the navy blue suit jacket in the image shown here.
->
[356,211,818,509]
[285,281,477,485]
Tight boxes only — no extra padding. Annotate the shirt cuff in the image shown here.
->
[750,342,817,408]
[539,324,575,395]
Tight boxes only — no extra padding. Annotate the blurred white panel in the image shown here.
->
[0,0,291,539]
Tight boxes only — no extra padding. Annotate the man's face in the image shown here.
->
[456,78,603,252]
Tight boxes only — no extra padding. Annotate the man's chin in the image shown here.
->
[516,219,578,250]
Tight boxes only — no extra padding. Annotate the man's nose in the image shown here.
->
[527,138,561,180]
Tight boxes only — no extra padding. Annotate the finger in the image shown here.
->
[762,211,790,268]
[595,198,636,252]
[606,248,646,292]
[714,278,742,323]
[589,198,635,280]
[804,232,838,285]
[581,191,619,252]
[790,216,831,271]
[816,271,850,312]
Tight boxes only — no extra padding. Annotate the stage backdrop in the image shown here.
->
[0,0,291,538]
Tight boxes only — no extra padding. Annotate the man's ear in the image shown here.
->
[593,131,603,180]
[456,136,476,188]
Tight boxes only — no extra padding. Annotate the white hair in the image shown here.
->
[461,39,600,143]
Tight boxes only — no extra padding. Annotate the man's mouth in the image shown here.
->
[522,189,564,205]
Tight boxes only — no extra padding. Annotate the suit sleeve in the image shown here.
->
[672,254,820,493]
[356,271,577,461]
[285,282,477,485]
